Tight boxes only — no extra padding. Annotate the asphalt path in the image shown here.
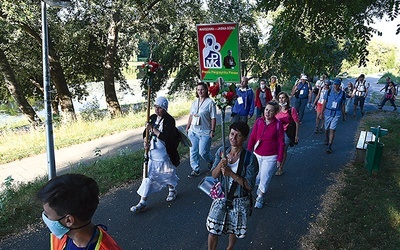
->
[0,74,391,249]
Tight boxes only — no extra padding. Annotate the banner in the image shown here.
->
[196,23,240,83]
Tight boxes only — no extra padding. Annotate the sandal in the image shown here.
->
[275,168,284,176]
[166,190,177,202]
[130,202,147,212]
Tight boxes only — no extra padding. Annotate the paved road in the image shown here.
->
[0,75,393,249]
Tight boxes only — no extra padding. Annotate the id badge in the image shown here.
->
[331,101,338,109]
[300,90,304,95]
[237,97,244,104]
[193,116,200,125]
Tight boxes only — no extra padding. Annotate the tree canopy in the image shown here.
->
[0,0,399,125]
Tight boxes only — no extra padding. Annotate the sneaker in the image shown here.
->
[166,190,177,202]
[254,197,263,209]
[326,145,332,154]
[187,170,200,178]
[314,127,319,133]
[130,202,147,212]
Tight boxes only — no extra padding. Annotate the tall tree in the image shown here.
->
[0,48,42,127]
[0,2,77,123]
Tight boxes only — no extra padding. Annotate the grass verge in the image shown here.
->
[0,105,236,241]
[300,110,400,249]
[0,97,193,164]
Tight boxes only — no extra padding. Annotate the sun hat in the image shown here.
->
[155,96,169,111]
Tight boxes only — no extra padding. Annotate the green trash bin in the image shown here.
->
[365,141,384,173]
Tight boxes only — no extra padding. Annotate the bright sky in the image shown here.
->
[371,16,400,47]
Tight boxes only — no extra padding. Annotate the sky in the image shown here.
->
[370,16,400,47]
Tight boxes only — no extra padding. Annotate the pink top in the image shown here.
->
[247,117,285,162]
[275,107,299,131]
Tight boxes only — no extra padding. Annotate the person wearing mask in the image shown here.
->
[231,76,255,123]
[130,96,180,212]
[37,174,122,250]
[254,79,273,118]
[247,101,284,208]
[275,92,300,175]
[186,82,217,178]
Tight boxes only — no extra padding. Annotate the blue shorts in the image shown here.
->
[324,115,339,130]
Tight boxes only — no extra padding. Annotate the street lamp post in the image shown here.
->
[41,0,71,180]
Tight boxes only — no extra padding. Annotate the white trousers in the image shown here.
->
[254,153,277,195]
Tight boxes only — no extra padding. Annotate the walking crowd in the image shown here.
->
[36,73,397,250]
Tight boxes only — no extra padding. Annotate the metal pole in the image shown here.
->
[42,2,56,180]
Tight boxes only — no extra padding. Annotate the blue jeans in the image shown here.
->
[188,130,213,172]
[294,98,308,122]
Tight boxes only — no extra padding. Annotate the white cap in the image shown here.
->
[155,96,168,111]
[301,75,307,80]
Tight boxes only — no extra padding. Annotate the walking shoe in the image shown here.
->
[394,107,397,111]
[254,197,263,209]
[326,145,332,154]
[275,168,284,176]
[130,202,147,212]
[166,190,177,202]
[187,170,200,178]
[314,127,319,133]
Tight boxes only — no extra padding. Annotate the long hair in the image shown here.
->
[277,91,291,107]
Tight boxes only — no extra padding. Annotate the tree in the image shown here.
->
[0,1,77,123]
[257,0,400,79]
[0,48,42,127]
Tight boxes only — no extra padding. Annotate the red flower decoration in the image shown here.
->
[209,82,237,110]
[209,84,220,97]
[142,60,162,78]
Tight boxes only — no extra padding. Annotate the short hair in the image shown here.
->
[277,91,291,106]
[37,174,99,222]
[267,101,280,113]
[229,121,250,137]
[195,82,209,98]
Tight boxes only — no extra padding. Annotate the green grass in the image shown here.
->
[301,111,400,249]
[0,102,236,240]
[0,98,193,164]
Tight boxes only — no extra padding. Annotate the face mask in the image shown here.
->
[279,102,287,107]
[42,212,70,239]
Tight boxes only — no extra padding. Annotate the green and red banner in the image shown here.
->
[196,23,241,83]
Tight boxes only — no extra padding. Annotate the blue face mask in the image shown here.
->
[42,212,70,239]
